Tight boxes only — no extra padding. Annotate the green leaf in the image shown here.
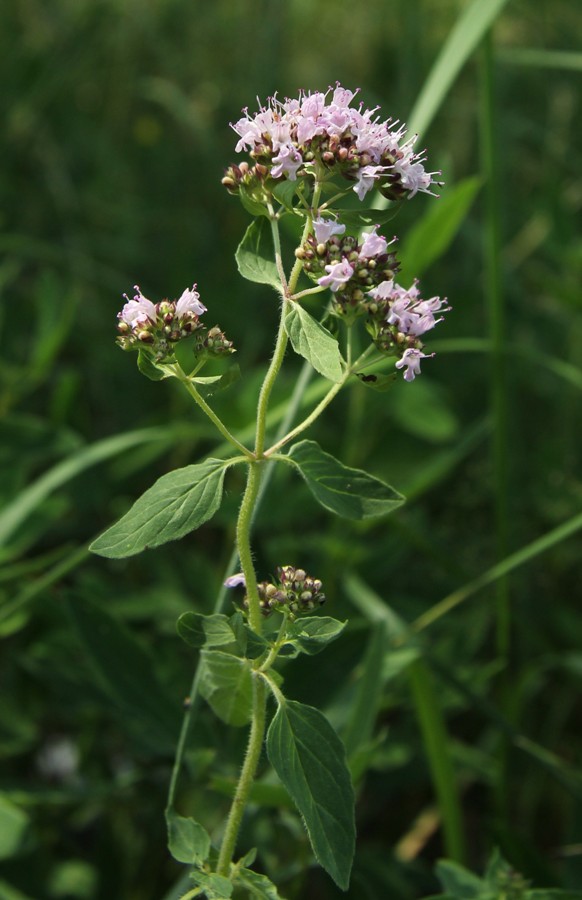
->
[165,809,210,865]
[137,349,171,381]
[191,364,241,399]
[239,184,270,218]
[284,304,344,383]
[236,868,286,900]
[285,617,346,656]
[199,650,254,726]
[235,218,281,289]
[288,440,405,519]
[89,458,229,558]
[229,612,270,659]
[398,176,481,283]
[272,180,303,212]
[177,612,236,650]
[266,699,355,889]
[177,611,269,660]
[334,206,401,227]
[0,795,30,860]
[356,370,397,392]
[66,596,179,754]
[436,860,487,898]
[189,870,233,899]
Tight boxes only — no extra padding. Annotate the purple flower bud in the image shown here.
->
[224,573,246,588]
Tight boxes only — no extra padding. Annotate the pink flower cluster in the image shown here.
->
[231,85,441,201]
[118,285,206,331]
[313,225,449,381]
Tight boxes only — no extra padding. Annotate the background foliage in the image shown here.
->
[1,1,582,898]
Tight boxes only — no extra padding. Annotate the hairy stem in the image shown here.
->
[216,676,267,877]
[236,461,264,633]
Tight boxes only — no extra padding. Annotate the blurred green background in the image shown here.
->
[1,1,582,898]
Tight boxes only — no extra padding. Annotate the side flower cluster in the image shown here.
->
[225,566,326,618]
[117,285,234,362]
[225,84,442,202]
[299,218,450,381]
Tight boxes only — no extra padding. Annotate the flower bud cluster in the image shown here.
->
[226,567,325,618]
[116,285,234,362]
[256,566,326,617]
[228,84,442,202]
[296,219,400,321]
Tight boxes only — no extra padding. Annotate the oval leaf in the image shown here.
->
[89,458,228,558]
[235,219,281,289]
[236,868,286,900]
[284,304,344,383]
[288,440,404,519]
[199,650,253,726]
[165,809,210,865]
[285,617,346,656]
[266,700,355,889]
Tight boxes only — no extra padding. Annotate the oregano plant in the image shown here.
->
[90,84,448,899]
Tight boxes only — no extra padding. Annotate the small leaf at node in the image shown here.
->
[165,808,210,865]
[236,219,281,289]
[199,650,254,726]
[235,867,286,899]
[285,617,347,656]
[191,364,241,399]
[137,349,171,381]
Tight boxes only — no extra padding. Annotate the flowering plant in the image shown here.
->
[90,84,447,898]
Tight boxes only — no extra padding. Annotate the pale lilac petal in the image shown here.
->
[271,146,303,180]
[359,226,388,258]
[312,216,346,244]
[224,573,246,588]
[176,285,206,317]
[318,259,354,292]
[395,348,429,381]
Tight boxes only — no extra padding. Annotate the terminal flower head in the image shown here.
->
[228,84,442,202]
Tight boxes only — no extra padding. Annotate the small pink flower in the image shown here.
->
[359,226,390,259]
[395,348,432,381]
[318,259,354,292]
[176,285,206,317]
[312,216,346,244]
[119,285,157,329]
[224,573,246,588]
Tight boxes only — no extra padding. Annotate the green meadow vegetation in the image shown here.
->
[1,1,582,898]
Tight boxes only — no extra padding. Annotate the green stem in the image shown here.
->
[173,364,252,458]
[408,657,465,863]
[236,461,264,634]
[215,676,267,877]
[254,300,290,457]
